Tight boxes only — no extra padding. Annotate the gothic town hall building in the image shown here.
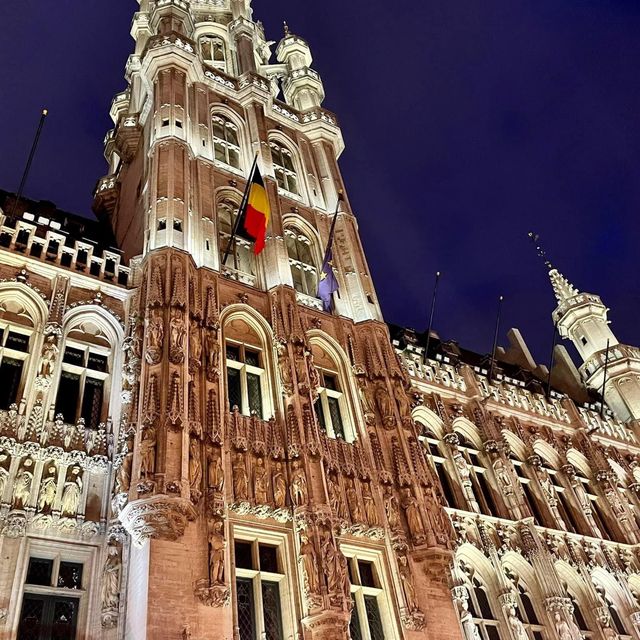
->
[1,2,640,639]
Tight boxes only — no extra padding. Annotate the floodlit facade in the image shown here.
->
[1,1,640,639]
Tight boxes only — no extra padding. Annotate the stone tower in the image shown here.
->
[550,267,640,424]
[93,1,460,639]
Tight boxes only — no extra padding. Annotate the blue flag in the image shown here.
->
[317,194,343,312]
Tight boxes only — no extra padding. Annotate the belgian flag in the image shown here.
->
[236,162,271,255]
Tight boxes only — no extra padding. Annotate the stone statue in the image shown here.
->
[273,462,287,508]
[254,457,268,504]
[535,466,556,502]
[189,437,202,496]
[394,384,412,421]
[13,460,34,509]
[277,344,293,394]
[374,383,395,427]
[207,446,224,491]
[459,599,481,640]
[60,467,83,517]
[401,488,425,540]
[398,554,417,612]
[570,476,591,513]
[346,479,363,523]
[357,378,376,424]
[554,611,583,640]
[37,466,57,513]
[320,529,340,594]
[453,450,471,482]
[290,460,308,507]
[493,458,514,496]
[299,532,319,593]
[39,335,59,379]
[0,456,9,502]
[601,625,619,640]
[170,308,186,351]
[101,545,121,610]
[307,352,321,393]
[146,309,164,363]
[604,485,626,517]
[506,605,528,640]
[204,330,220,380]
[190,320,202,363]
[116,446,133,494]
[328,473,348,520]
[209,519,226,585]
[384,485,401,530]
[233,453,249,501]
[361,481,378,526]
[139,425,157,477]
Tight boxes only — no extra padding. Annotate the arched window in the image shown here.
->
[417,423,460,509]
[511,458,546,526]
[284,227,318,297]
[466,576,501,640]
[212,115,241,170]
[513,581,545,640]
[456,434,498,517]
[595,587,632,639]
[55,319,112,429]
[566,590,594,638]
[571,466,617,540]
[223,317,273,420]
[200,35,226,69]
[270,141,299,196]
[217,195,256,284]
[0,296,37,409]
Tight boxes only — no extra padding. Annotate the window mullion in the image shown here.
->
[240,366,249,416]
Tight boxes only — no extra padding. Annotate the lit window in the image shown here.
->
[284,228,318,297]
[212,115,241,169]
[0,320,32,410]
[270,142,299,196]
[316,370,347,440]
[226,341,266,419]
[201,35,226,68]
[234,538,286,640]
[217,197,256,280]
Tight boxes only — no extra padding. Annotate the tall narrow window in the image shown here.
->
[217,197,256,283]
[225,341,266,419]
[513,582,545,640]
[270,142,299,196]
[417,425,461,509]
[201,36,226,69]
[457,436,498,517]
[567,591,594,638]
[234,538,285,640]
[316,370,347,440]
[0,323,32,409]
[212,115,241,169]
[284,228,318,297]
[466,577,501,640]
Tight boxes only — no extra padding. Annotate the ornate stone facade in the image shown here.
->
[0,1,639,639]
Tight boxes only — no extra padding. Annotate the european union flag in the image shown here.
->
[317,193,343,312]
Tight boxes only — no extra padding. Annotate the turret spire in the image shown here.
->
[548,268,579,304]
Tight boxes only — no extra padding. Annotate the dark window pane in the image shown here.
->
[364,595,385,640]
[0,358,23,409]
[226,344,240,361]
[486,626,501,640]
[18,594,45,640]
[227,367,242,412]
[349,598,363,640]
[316,399,327,432]
[247,373,263,417]
[26,558,53,586]
[236,577,255,640]
[358,561,376,588]
[55,372,80,423]
[323,374,338,391]
[523,483,544,526]
[57,562,83,589]
[435,462,458,509]
[259,545,278,573]
[261,581,283,640]
[609,606,627,635]
[328,397,345,439]
[81,378,104,429]
[533,632,544,640]
[87,353,108,372]
[572,603,588,632]
[6,332,29,352]
[234,541,253,570]
[475,585,495,620]
[521,590,539,624]
[51,598,78,640]
[476,473,498,517]
[244,349,260,367]
[63,347,84,366]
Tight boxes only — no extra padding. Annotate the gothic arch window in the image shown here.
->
[269,140,300,197]
[55,319,112,429]
[465,575,501,640]
[217,194,257,285]
[212,114,241,170]
[223,314,274,421]
[510,456,546,526]
[565,588,595,638]
[509,578,545,640]
[455,433,498,517]
[200,35,226,69]
[570,464,617,541]
[284,225,319,298]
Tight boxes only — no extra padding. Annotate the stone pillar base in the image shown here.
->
[301,610,351,640]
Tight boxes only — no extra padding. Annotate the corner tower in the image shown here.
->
[550,267,640,423]
[94,2,460,640]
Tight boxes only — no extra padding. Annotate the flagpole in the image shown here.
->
[600,340,611,419]
[222,153,258,267]
[423,271,441,364]
[488,295,504,383]
[9,109,48,220]
[323,190,343,261]
[545,320,559,398]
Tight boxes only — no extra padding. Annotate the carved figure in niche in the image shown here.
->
[254,457,269,504]
[357,378,376,425]
[290,459,308,507]
[453,450,471,482]
[535,466,556,503]
[394,384,413,423]
[232,453,249,501]
[116,439,134,494]
[208,519,226,585]
[506,606,528,640]
[374,383,395,427]
[146,309,164,364]
[273,462,287,508]
[101,544,121,610]
[328,473,348,520]
[277,344,293,394]
[189,437,202,497]
[294,345,308,391]
[0,453,10,502]
[604,485,626,517]
[338,548,351,602]
[601,625,619,640]
[398,553,418,612]
[190,320,202,365]
[570,476,592,513]
[400,488,425,540]
[384,485,401,530]
[554,612,582,640]
[459,599,481,640]
[307,351,321,396]
[492,458,514,496]
[170,309,186,362]
[37,466,57,513]
[346,479,363,523]
[299,532,319,593]
[320,528,340,594]
[361,481,378,526]
[204,330,220,381]
[13,459,34,509]
[207,445,224,491]
[139,425,157,477]
[60,467,83,517]
[39,335,59,379]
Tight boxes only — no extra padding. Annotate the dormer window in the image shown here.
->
[201,36,226,69]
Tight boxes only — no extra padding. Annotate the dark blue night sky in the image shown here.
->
[1,0,639,366]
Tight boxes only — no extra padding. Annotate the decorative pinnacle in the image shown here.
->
[283,21,290,36]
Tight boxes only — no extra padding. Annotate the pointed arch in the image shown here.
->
[502,430,527,461]
[532,440,562,469]
[209,104,249,172]
[282,214,323,299]
[0,281,49,329]
[452,416,483,449]
[267,130,308,203]
[411,406,445,439]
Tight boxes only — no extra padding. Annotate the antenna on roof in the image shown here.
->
[9,108,49,219]
[527,230,553,271]
[488,295,504,383]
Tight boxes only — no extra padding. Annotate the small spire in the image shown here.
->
[283,21,290,36]
[549,268,579,303]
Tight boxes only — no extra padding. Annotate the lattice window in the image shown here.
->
[270,142,299,196]
[0,321,32,410]
[456,435,498,517]
[212,115,240,169]
[201,36,226,68]
[284,228,318,297]
[225,341,266,419]
[217,197,256,278]
[417,425,460,509]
